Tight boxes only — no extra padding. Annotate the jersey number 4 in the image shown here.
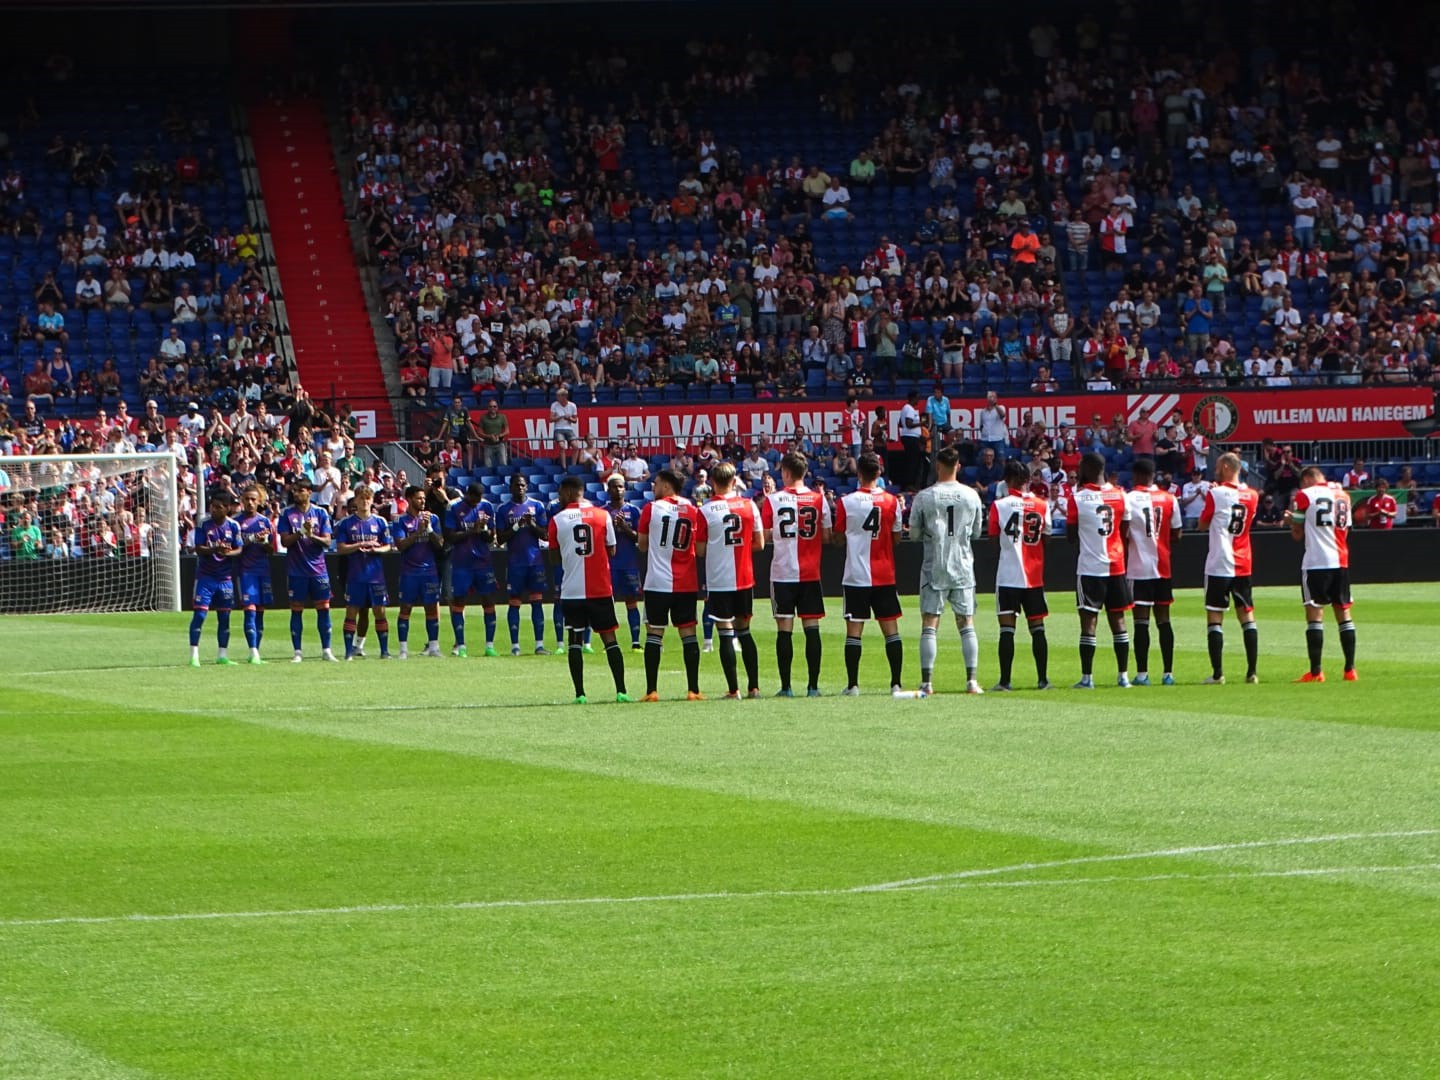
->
[860,507,882,538]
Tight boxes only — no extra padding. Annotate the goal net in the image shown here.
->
[0,453,182,614]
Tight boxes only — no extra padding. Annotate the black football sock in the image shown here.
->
[718,628,739,693]
[682,636,701,694]
[844,634,862,688]
[884,632,904,687]
[997,626,1016,685]
[737,628,760,691]
[1242,621,1259,678]
[568,637,585,697]
[1158,621,1175,675]
[1208,625,1224,678]
[644,632,663,694]
[1133,619,1150,675]
[1305,620,1325,675]
[606,640,627,694]
[776,630,794,691]
[1030,622,1048,682]
[804,626,822,691]
[1339,618,1357,672]
[1079,634,1096,677]
[1113,630,1130,677]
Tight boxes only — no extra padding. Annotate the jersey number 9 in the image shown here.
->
[572,523,593,557]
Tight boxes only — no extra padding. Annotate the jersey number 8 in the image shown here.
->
[1226,504,1247,536]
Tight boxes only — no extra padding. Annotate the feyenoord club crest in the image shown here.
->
[1193,394,1240,440]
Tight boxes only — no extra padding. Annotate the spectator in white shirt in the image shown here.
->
[1273,297,1302,339]
[159,327,187,360]
[172,283,199,323]
[1180,470,1210,525]
[74,269,103,310]
[821,178,853,220]
[620,450,650,484]
[549,388,579,467]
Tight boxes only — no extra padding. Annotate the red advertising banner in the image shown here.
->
[493,387,1435,456]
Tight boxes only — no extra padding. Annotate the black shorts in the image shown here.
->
[842,584,903,621]
[707,587,754,622]
[562,597,618,633]
[644,589,699,628]
[771,580,825,620]
[1205,575,1254,613]
[1130,578,1175,607]
[996,586,1049,620]
[1302,568,1352,609]
[1077,574,1133,614]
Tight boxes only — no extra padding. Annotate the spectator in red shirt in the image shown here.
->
[1126,413,1158,456]
[1363,478,1398,528]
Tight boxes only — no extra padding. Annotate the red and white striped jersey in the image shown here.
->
[1067,484,1128,576]
[834,486,902,587]
[546,501,616,599]
[1201,482,1259,576]
[639,496,701,593]
[989,493,1048,588]
[1291,482,1351,570]
[1125,485,1180,580]
[698,496,761,591]
[761,486,830,583]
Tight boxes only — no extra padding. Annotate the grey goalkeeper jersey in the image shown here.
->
[911,480,984,589]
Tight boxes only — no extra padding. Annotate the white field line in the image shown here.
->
[2,832,1436,931]
[851,828,1440,892]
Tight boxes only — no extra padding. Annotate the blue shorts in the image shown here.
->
[287,574,332,604]
[345,580,389,608]
[611,567,642,599]
[451,567,497,602]
[399,572,442,606]
[239,571,274,608]
[507,562,547,598]
[193,576,235,611]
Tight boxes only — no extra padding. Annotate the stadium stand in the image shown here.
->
[339,25,1440,414]
[3,11,1440,567]
[0,88,283,421]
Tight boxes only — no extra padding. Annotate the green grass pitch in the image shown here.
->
[3,584,1439,1078]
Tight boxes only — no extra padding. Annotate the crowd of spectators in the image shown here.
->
[343,13,1440,412]
[0,83,281,424]
[0,388,404,559]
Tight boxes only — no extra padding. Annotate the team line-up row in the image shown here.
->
[185,444,1357,699]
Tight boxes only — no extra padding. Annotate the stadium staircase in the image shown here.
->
[248,101,396,438]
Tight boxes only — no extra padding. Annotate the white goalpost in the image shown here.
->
[0,453,182,614]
